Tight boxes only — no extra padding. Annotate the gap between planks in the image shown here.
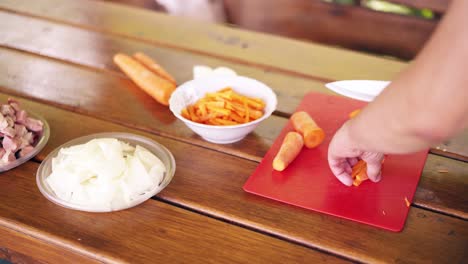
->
[1,43,464,163]
[0,7,334,84]
[0,44,291,120]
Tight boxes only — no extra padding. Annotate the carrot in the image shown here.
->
[352,160,368,186]
[133,52,177,85]
[182,87,265,125]
[113,53,176,106]
[273,132,304,171]
[290,111,325,148]
[349,109,361,119]
[404,197,410,207]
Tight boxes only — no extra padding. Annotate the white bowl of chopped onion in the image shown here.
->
[169,76,277,144]
[36,133,176,212]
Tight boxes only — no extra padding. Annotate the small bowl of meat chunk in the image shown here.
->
[0,98,49,172]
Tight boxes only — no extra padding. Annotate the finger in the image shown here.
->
[362,157,383,182]
[348,157,358,166]
[335,171,353,186]
[328,159,353,186]
[345,165,352,174]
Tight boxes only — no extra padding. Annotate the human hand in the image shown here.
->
[328,121,385,186]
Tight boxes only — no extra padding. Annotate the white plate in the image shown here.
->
[325,80,390,102]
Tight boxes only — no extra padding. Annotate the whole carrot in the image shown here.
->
[273,132,304,171]
[133,52,177,85]
[290,111,325,148]
[113,53,176,106]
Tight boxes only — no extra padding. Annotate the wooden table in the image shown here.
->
[0,0,466,263]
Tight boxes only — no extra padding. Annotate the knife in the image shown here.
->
[325,80,390,102]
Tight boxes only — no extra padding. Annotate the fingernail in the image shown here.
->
[374,172,382,182]
[338,176,353,186]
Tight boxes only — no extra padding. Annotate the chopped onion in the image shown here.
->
[46,138,166,211]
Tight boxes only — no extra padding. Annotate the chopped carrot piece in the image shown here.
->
[246,98,265,110]
[188,105,198,122]
[181,108,190,119]
[290,111,325,148]
[249,109,263,120]
[349,109,361,119]
[205,101,225,108]
[230,112,245,123]
[353,179,363,187]
[218,87,233,93]
[213,118,239,126]
[206,106,230,116]
[352,160,368,186]
[243,97,250,122]
[273,132,304,171]
[181,87,265,126]
[405,197,410,207]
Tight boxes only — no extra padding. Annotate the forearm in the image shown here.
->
[347,0,468,154]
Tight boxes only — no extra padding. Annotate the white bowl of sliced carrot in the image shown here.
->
[169,76,277,144]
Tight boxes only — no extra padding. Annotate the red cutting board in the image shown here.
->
[243,92,428,232]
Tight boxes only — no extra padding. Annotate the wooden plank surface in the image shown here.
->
[416,154,468,218]
[0,0,407,81]
[0,49,467,219]
[1,247,41,264]
[1,11,465,161]
[0,2,466,263]
[0,26,465,160]
[0,162,344,264]
[432,131,468,162]
[0,226,100,264]
[0,10,329,115]
[0,46,284,162]
[8,92,466,219]
[3,94,466,263]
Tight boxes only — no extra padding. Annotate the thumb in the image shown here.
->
[361,153,384,182]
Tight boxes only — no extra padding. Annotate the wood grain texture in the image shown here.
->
[0,41,465,160]
[0,49,466,218]
[2,94,466,263]
[0,46,283,162]
[0,11,329,115]
[224,0,437,60]
[0,0,407,81]
[432,130,468,162]
[416,155,468,219]
[0,247,41,264]
[0,226,100,264]
[0,162,344,264]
